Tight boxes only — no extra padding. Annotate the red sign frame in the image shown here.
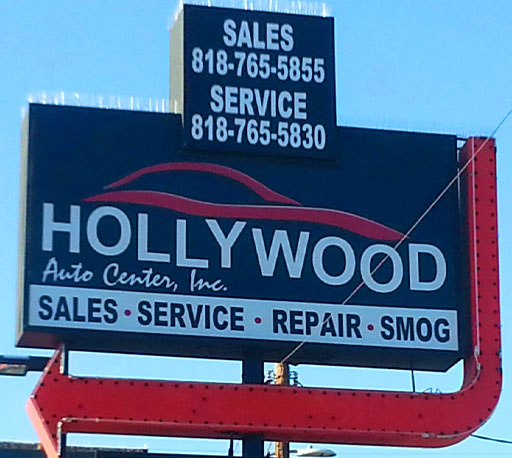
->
[27,138,501,457]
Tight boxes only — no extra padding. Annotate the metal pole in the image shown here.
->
[274,363,289,458]
[59,428,67,458]
[60,345,69,458]
[242,356,264,458]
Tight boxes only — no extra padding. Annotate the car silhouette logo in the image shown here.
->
[84,162,404,241]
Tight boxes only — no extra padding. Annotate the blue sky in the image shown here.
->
[1,1,511,456]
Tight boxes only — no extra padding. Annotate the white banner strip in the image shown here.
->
[29,284,458,351]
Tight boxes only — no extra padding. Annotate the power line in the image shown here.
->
[279,104,512,365]
[471,434,512,445]
[409,376,511,446]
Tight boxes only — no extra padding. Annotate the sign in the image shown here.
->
[170,5,336,157]
[21,5,502,453]
[18,103,469,371]
[27,140,501,455]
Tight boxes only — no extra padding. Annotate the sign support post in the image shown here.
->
[242,357,265,458]
[274,363,289,458]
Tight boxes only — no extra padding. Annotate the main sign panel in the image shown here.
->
[18,103,468,370]
[170,6,336,157]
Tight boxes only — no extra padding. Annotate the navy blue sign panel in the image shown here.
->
[18,104,469,371]
[170,5,336,158]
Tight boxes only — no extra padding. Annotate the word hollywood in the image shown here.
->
[42,203,447,293]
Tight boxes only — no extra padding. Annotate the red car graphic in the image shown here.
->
[83,162,404,241]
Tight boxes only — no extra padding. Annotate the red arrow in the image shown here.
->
[27,139,501,458]
[28,339,500,458]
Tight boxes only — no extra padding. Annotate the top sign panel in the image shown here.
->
[170,5,336,157]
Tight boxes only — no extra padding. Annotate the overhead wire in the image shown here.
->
[274,106,512,450]
[279,105,512,365]
[409,376,512,446]
[471,434,512,445]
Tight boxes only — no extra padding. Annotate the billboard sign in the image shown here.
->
[17,103,469,371]
[170,5,336,157]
